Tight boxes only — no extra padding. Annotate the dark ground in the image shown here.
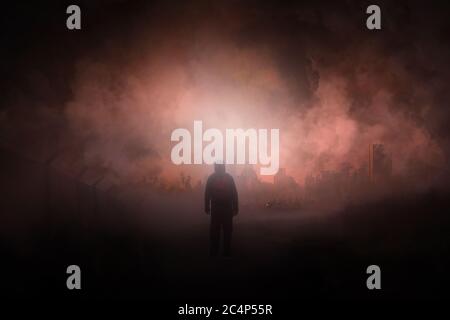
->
[1,148,450,302]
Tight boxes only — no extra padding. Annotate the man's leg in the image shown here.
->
[210,213,221,256]
[222,213,233,256]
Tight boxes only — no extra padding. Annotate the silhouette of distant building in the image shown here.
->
[237,165,259,190]
[369,144,392,182]
[272,168,301,207]
[274,168,297,189]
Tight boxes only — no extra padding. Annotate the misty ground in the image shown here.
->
[2,195,450,300]
[1,148,450,300]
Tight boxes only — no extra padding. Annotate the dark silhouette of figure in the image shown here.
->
[204,163,238,256]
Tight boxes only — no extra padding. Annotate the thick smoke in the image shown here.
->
[1,0,449,189]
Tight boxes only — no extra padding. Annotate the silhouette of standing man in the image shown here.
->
[205,163,238,257]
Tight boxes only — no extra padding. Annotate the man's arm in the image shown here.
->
[204,176,211,214]
[230,177,239,216]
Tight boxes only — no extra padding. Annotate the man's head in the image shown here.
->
[214,162,226,174]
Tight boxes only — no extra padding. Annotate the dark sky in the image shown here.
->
[1,0,449,184]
